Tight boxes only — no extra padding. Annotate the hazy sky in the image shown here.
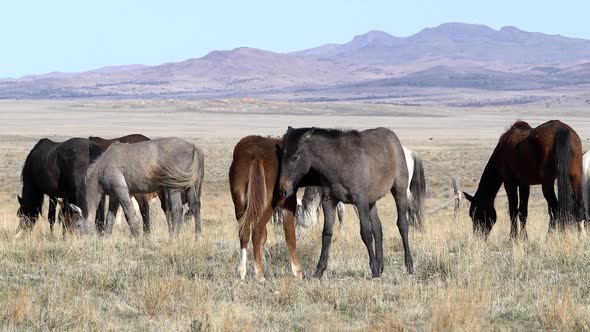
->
[2,0,588,77]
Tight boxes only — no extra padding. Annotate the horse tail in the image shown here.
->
[555,128,574,224]
[238,159,267,237]
[409,151,426,226]
[155,147,203,191]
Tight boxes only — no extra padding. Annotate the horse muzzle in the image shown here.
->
[279,181,294,198]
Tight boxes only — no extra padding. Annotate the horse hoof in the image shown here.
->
[312,270,324,279]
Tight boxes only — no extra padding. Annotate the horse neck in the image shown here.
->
[82,165,102,221]
[307,137,343,182]
[21,180,43,215]
[475,152,503,203]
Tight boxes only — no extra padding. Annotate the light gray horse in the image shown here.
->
[70,138,205,238]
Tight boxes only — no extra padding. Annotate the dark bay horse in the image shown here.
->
[89,134,165,234]
[17,138,102,237]
[464,120,585,239]
[278,127,413,278]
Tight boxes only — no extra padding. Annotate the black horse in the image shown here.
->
[278,126,413,278]
[17,138,103,237]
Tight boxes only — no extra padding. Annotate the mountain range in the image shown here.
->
[2,22,590,101]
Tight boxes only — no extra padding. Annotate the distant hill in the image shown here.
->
[1,22,590,101]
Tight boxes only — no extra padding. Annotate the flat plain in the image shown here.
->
[1,99,590,331]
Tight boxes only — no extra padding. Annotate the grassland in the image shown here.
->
[0,100,589,331]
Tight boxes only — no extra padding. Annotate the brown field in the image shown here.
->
[1,99,590,331]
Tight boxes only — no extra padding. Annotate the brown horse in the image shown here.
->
[229,135,319,281]
[464,120,585,239]
[89,134,165,235]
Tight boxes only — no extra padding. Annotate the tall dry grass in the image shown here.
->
[0,189,589,331]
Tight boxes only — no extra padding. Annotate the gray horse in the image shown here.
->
[71,138,205,238]
[278,127,413,278]
[286,146,426,229]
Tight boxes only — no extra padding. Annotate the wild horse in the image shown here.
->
[229,135,325,281]
[464,120,585,239]
[89,134,166,235]
[278,126,414,278]
[71,138,204,238]
[284,146,426,230]
[17,138,103,237]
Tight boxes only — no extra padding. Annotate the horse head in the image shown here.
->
[464,192,496,239]
[278,126,315,198]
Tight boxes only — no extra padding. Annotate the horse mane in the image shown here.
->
[283,127,360,141]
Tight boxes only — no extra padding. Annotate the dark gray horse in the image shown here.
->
[278,127,413,278]
[71,138,204,239]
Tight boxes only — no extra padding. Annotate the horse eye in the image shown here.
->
[291,155,298,161]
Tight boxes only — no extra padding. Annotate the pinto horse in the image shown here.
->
[17,138,103,237]
[464,120,585,239]
[229,135,322,281]
[89,134,166,235]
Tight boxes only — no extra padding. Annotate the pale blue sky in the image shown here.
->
[1,0,588,78]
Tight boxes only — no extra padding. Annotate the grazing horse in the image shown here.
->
[464,120,585,239]
[70,138,204,238]
[284,146,426,229]
[89,134,166,234]
[278,127,413,278]
[17,138,103,237]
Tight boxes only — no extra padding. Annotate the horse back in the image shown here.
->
[229,136,280,208]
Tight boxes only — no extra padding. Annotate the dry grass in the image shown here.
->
[1,192,589,331]
[1,100,590,330]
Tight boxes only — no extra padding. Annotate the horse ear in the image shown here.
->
[303,128,315,141]
[17,195,22,205]
[463,192,474,202]
[287,126,293,133]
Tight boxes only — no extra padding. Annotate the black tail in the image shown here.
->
[555,129,574,226]
[408,152,426,227]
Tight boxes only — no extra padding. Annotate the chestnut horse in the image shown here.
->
[464,120,585,239]
[89,134,165,234]
[229,135,320,281]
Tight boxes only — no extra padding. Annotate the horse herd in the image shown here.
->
[14,119,590,280]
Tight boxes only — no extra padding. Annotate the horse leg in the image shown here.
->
[570,173,586,236]
[252,209,271,282]
[313,197,336,279]
[165,190,183,238]
[105,196,120,236]
[542,182,559,232]
[113,188,141,238]
[392,185,414,274]
[95,195,106,235]
[518,185,530,240]
[237,215,251,279]
[357,202,380,278]
[336,202,345,231]
[505,182,519,240]
[282,196,303,279]
[48,197,57,237]
[369,203,384,275]
[135,195,150,235]
[185,184,203,240]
